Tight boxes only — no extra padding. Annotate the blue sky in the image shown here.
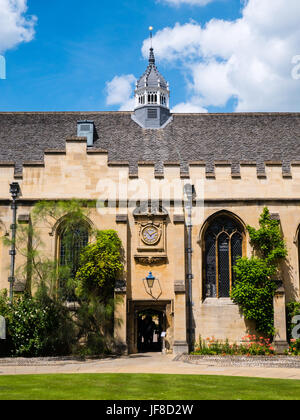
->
[0,0,299,113]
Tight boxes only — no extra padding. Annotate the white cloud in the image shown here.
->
[171,100,208,113]
[159,0,214,6]
[143,0,300,112]
[0,0,37,54]
[142,22,203,62]
[106,74,136,111]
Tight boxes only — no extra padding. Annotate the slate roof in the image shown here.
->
[136,64,168,90]
[0,111,300,176]
[136,48,168,90]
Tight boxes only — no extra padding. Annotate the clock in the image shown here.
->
[141,225,161,245]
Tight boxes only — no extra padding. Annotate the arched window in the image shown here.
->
[203,215,244,298]
[58,221,89,300]
[147,92,158,104]
[59,223,89,275]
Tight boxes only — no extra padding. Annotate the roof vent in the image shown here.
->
[148,108,158,119]
[77,120,94,147]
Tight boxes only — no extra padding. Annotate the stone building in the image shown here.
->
[0,46,299,354]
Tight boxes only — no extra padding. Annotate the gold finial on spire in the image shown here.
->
[148,27,155,64]
[149,26,153,47]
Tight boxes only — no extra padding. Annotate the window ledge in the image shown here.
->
[202,298,236,306]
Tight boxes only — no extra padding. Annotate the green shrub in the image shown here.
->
[231,208,287,337]
[74,297,117,357]
[1,198,125,358]
[71,230,124,356]
[0,290,76,357]
[74,230,124,301]
[231,257,278,336]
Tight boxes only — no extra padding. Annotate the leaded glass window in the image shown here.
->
[59,223,89,300]
[204,215,244,298]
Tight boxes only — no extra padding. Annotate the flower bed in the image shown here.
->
[285,339,300,356]
[176,353,300,369]
[192,335,275,356]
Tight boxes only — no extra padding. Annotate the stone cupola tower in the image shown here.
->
[132,30,172,129]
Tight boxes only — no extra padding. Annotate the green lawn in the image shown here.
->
[0,374,299,400]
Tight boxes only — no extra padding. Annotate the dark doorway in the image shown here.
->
[128,300,172,354]
[137,309,164,353]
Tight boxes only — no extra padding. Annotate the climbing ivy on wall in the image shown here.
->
[231,207,288,337]
[1,200,124,356]
[3,199,93,298]
[74,229,124,302]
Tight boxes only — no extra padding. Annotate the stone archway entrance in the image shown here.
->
[137,309,164,353]
[128,300,173,354]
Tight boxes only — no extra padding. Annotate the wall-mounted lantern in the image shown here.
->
[143,272,162,301]
[146,272,156,289]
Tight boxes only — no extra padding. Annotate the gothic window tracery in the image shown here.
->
[204,215,244,298]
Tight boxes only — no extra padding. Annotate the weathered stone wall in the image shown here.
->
[0,136,299,350]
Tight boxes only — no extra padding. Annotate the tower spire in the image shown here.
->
[149,26,155,65]
[149,48,155,65]
[132,27,172,129]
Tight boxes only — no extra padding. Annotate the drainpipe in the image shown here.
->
[184,184,194,351]
[8,182,20,305]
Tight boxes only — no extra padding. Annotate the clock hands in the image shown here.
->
[147,229,157,238]
[143,227,159,243]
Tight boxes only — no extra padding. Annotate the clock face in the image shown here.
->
[142,225,160,245]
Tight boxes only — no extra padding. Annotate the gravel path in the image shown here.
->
[176,354,300,369]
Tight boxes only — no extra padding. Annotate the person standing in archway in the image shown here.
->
[143,315,156,348]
